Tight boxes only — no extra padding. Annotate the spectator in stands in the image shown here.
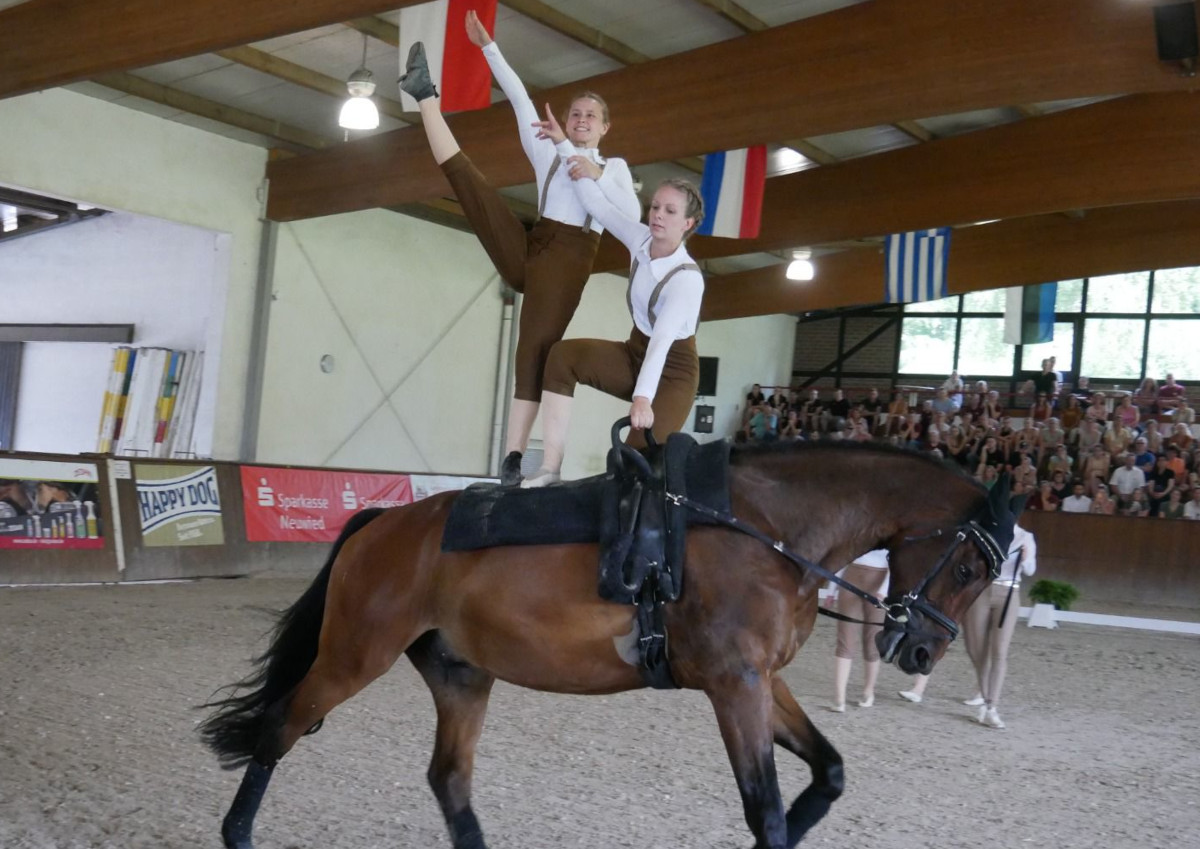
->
[979,464,1000,490]
[1143,418,1164,454]
[746,383,766,407]
[1168,422,1195,454]
[1133,377,1158,418]
[861,387,885,434]
[1121,488,1150,517]
[1145,454,1176,517]
[1077,418,1103,456]
[1060,394,1083,442]
[849,419,873,443]
[931,387,956,416]
[982,390,1003,425]
[1032,359,1058,401]
[1027,480,1059,512]
[1164,445,1188,485]
[974,435,1003,478]
[1108,453,1146,504]
[1013,453,1038,492]
[768,385,789,410]
[1029,392,1053,424]
[1090,484,1117,515]
[1113,394,1140,432]
[1081,443,1112,496]
[996,415,1016,456]
[1048,469,1071,502]
[829,549,889,712]
[1103,418,1134,459]
[779,409,802,441]
[899,412,923,450]
[1085,391,1110,424]
[941,371,964,410]
[1039,418,1065,468]
[1160,488,1186,520]
[1157,373,1187,413]
[885,390,908,441]
[801,388,823,433]
[962,380,987,418]
[1184,487,1200,520]
[1061,482,1093,513]
[748,402,778,443]
[1072,376,1093,403]
[826,388,851,432]
[945,425,970,467]
[1176,399,1196,426]
[1046,444,1073,480]
[1132,437,1156,474]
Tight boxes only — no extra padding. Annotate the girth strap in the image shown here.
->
[540,156,594,233]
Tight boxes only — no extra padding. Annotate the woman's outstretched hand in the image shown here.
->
[532,103,567,144]
[566,155,602,181]
[465,10,493,47]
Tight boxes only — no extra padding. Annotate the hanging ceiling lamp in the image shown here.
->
[338,34,379,131]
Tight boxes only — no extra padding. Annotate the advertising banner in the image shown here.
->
[0,459,104,550]
[240,466,412,543]
[135,464,225,547]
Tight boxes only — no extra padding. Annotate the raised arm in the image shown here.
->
[476,33,545,166]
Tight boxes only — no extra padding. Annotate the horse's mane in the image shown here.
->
[730,439,987,492]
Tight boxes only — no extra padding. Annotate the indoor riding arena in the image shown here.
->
[3,2,1199,848]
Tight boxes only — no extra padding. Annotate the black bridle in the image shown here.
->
[664,492,1006,645]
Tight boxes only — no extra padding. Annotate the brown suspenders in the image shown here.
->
[539,156,595,233]
[627,259,702,328]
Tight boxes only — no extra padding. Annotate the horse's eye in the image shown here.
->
[955,562,974,584]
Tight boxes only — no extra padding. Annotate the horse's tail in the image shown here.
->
[197,507,386,770]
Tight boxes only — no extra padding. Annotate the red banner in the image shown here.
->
[240,466,412,543]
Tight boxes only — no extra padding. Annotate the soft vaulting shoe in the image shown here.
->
[897,690,923,704]
[500,451,523,487]
[399,42,439,101]
[520,468,561,489]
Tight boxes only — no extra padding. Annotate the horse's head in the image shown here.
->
[876,474,1021,675]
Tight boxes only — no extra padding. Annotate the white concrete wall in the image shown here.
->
[0,88,266,459]
[256,211,505,474]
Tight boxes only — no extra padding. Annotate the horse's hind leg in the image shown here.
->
[770,676,844,847]
[708,673,788,849]
[407,631,495,849]
[223,626,418,847]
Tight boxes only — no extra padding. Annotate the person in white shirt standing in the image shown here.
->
[401,11,641,486]
[1185,488,1200,520]
[1108,453,1146,506]
[514,109,704,487]
[963,522,1038,729]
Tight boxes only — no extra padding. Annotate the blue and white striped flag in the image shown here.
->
[884,227,951,303]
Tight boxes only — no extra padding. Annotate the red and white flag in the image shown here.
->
[399,0,497,112]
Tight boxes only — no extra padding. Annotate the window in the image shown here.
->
[1021,323,1076,372]
[961,288,1006,313]
[898,317,956,374]
[904,295,959,314]
[1086,273,1149,314]
[1151,267,1200,314]
[1080,318,1145,379]
[957,318,1011,376]
[1146,320,1200,381]
[1055,279,1084,313]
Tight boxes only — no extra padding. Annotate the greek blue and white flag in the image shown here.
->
[884,227,951,303]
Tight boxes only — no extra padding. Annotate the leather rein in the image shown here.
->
[664,491,1006,644]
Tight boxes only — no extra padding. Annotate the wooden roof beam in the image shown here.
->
[588,92,1200,271]
[690,0,768,33]
[700,201,1200,320]
[504,0,652,65]
[265,0,1193,221]
[0,0,429,99]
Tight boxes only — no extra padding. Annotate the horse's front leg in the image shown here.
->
[770,676,844,847]
[708,671,788,849]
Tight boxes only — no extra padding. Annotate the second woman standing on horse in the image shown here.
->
[519,108,704,487]
[401,10,641,486]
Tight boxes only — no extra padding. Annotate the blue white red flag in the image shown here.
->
[399,0,497,113]
[884,228,952,303]
[696,146,768,239]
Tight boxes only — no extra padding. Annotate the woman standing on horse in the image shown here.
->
[401,10,642,486]
[515,108,704,487]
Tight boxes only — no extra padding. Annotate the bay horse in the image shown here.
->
[201,441,1017,849]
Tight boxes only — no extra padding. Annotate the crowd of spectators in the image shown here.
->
[737,362,1200,520]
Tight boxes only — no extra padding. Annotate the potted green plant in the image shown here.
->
[1026,579,1079,628]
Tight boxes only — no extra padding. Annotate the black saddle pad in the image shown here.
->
[441,438,731,552]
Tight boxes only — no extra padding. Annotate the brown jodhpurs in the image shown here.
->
[542,328,699,448]
[442,152,601,402]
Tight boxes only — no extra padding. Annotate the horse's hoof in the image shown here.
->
[221,818,253,849]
